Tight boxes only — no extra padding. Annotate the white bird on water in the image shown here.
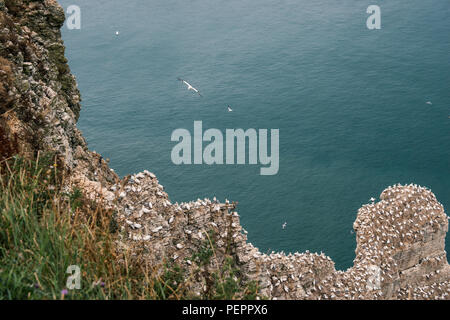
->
[115,31,120,36]
[177,78,202,97]
[282,222,287,229]
[227,105,233,112]
[426,101,432,105]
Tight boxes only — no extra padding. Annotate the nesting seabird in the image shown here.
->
[177,78,203,97]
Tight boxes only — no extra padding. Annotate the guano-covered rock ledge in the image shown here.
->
[0,0,449,299]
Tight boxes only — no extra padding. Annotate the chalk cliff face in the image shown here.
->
[0,0,449,299]
[0,0,117,201]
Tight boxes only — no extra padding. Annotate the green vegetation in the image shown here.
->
[189,231,262,300]
[0,154,262,300]
[0,154,160,299]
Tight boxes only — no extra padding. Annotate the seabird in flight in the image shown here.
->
[177,78,203,97]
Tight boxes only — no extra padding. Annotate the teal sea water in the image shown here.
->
[60,0,450,270]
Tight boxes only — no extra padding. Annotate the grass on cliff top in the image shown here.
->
[0,154,261,300]
[0,154,174,299]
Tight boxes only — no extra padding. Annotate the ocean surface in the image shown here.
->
[60,0,450,270]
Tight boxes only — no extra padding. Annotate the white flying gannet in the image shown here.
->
[177,78,203,97]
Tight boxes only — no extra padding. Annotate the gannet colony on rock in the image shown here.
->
[112,172,450,299]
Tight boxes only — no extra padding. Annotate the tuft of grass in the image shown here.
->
[67,187,82,211]
[187,230,264,300]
